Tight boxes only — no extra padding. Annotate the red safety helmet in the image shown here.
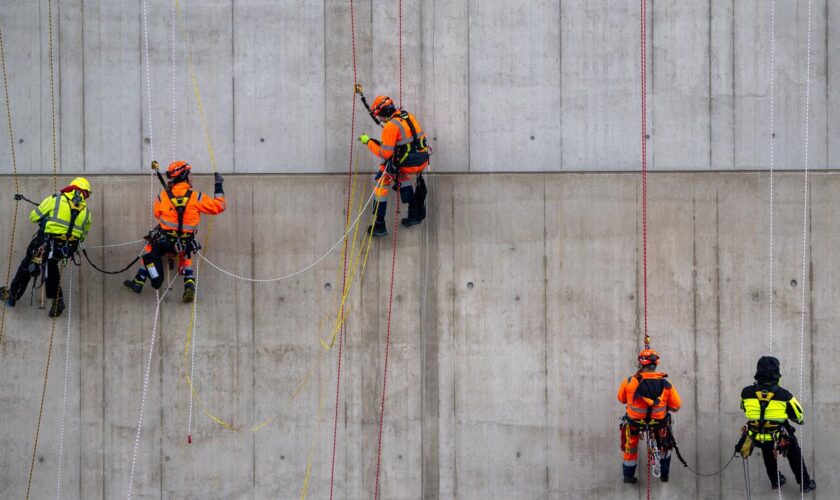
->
[166,161,192,182]
[371,95,396,118]
[638,349,659,366]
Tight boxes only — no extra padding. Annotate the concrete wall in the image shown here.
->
[0,1,837,174]
[0,171,837,499]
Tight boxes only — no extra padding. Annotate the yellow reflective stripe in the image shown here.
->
[159,219,198,232]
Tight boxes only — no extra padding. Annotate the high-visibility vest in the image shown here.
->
[30,192,91,240]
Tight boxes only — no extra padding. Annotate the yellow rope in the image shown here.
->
[0,23,21,345]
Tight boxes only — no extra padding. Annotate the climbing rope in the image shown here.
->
[27,5,64,496]
[186,264,199,442]
[766,0,776,356]
[170,0,178,162]
[125,273,179,500]
[25,277,64,500]
[0,23,21,346]
[55,267,74,500]
[329,0,360,495]
[797,0,814,496]
[141,0,157,222]
[373,203,401,500]
[48,0,58,192]
[640,0,649,351]
[197,191,373,282]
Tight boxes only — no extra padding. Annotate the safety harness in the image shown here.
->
[149,188,201,257]
[394,111,430,168]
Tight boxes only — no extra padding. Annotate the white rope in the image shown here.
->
[54,267,73,500]
[170,0,178,162]
[141,0,156,223]
[198,191,374,282]
[126,273,178,500]
[87,239,145,250]
[767,0,776,358]
[797,0,813,496]
[186,264,199,440]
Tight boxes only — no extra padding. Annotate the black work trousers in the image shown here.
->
[9,235,68,300]
[758,430,811,487]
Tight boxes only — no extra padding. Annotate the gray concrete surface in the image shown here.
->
[0,172,836,499]
[0,1,837,174]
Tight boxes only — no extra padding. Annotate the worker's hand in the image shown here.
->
[214,172,224,184]
[359,134,371,145]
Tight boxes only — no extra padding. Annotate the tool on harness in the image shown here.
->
[151,160,169,189]
[355,84,383,127]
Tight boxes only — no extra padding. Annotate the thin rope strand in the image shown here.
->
[0,24,21,345]
[55,268,74,500]
[767,0,776,356]
[199,192,373,283]
[141,0,156,223]
[126,274,178,500]
[48,0,58,192]
[186,264,199,441]
[797,0,813,496]
[373,204,401,500]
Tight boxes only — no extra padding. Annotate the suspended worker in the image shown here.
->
[359,95,430,237]
[0,178,92,317]
[617,349,682,485]
[737,356,816,492]
[123,161,225,302]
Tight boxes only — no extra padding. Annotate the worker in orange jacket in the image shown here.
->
[124,161,225,302]
[617,349,682,484]
[359,95,430,237]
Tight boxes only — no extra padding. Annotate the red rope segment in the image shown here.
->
[328,1,359,498]
[373,204,401,500]
[640,0,650,350]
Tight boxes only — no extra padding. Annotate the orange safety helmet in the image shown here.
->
[166,161,192,182]
[370,95,396,118]
[638,349,659,366]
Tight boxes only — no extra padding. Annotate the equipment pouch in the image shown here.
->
[735,427,755,458]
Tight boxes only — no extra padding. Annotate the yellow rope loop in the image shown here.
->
[0,24,22,345]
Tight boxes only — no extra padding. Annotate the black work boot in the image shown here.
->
[124,279,144,294]
[401,200,424,227]
[0,286,14,307]
[182,278,196,303]
[49,296,65,318]
[772,473,786,489]
[802,479,816,493]
[367,201,388,238]
[623,464,638,484]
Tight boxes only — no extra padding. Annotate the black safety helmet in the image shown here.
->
[754,356,782,382]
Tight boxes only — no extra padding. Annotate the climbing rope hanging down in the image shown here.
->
[54,267,74,499]
[796,0,814,496]
[125,274,178,500]
[25,3,66,498]
[0,22,22,346]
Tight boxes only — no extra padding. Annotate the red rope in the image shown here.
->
[328,1,358,498]
[640,0,650,350]
[373,204,401,500]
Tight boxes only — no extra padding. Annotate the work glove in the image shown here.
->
[214,172,225,196]
[359,133,371,145]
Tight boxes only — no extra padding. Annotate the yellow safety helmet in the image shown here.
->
[65,177,92,198]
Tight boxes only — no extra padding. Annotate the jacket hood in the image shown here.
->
[754,356,781,382]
